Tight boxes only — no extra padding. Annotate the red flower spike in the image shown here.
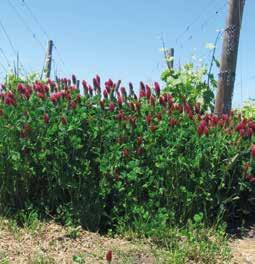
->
[197,125,203,137]
[109,102,115,112]
[76,94,81,103]
[150,96,155,107]
[195,103,201,114]
[154,82,160,96]
[199,120,207,129]
[120,87,127,97]
[100,100,105,109]
[149,125,157,133]
[72,74,77,84]
[44,113,49,124]
[212,116,219,125]
[17,83,24,93]
[137,136,142,145]
[140,81,145,91]
[93,78,99,89]
[169,118,177,127]
[139,89,146,98]
[248,121,255,130]
[251,145,255,159]
[246,175,255,185]
[61,116,67,125]
[178,104,183,113]
[204,126,209,136]
[145,85,151,99]
[105,79,113,93]
[184,102,191,113]
[188,111,193,120]
[117,96,123,107]
[222,114,228,121]
[36,92,44,100]
[116,110,125,121]
[239,129,245,138]
[218,119,225,127]
[82,80,87,88]
[167,94,173,106]
[136,147,143,155]
[159,96,165,106]
[70,101,77,109]
[135,102,141,112]
[122,149,129,158]
[236,122,245,131]
[114,172,120,181]
[23,124,31,132]
[247,128,253,138]
[103,89,108,99]
[4,92,16,106]
[157,113,162,121]
[146,114,152,125]
[106,250,112,263]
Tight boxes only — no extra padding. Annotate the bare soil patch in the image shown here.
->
[0,219,162,264]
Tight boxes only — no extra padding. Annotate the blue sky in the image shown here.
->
[0,0,254,106]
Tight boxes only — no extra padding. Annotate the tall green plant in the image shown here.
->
[161,63,216,112]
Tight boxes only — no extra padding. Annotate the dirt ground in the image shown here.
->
[1,218,255,264]
[230,239,255,264]
[230,227,255,264]
[0,219,160,264]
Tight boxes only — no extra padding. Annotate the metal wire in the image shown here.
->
[175,0,222,44]
[21,0,50,41]
[7,0,45,51]
[18,0,69,76]
[0,17,27,75]
[0,47,11,67]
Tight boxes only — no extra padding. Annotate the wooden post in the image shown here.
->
[45,40,53,79]
[214,0,245,114]
[166,48,174,69]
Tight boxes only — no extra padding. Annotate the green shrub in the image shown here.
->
[161,63,216,112]
[0,75,254,233]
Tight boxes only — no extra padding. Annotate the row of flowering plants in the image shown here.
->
[0,74,255,232]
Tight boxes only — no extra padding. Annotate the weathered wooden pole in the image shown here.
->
[44,40,53,79]
[214,0,245,114]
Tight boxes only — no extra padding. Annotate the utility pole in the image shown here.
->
[214,0,245,114]
[44,40,53,79]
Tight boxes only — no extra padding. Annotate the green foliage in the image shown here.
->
[0,73,254,237]
[0,251,10,264]
[15,207,40,232]
[30,254,55,264]
[118,224,231,264]
[161,63,215,112]
[72,254,85,264]
[240,100,255,118]
[66,225,82,239]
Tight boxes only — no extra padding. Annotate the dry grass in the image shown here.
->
[0,218,169,264]
[0,217,244,264]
